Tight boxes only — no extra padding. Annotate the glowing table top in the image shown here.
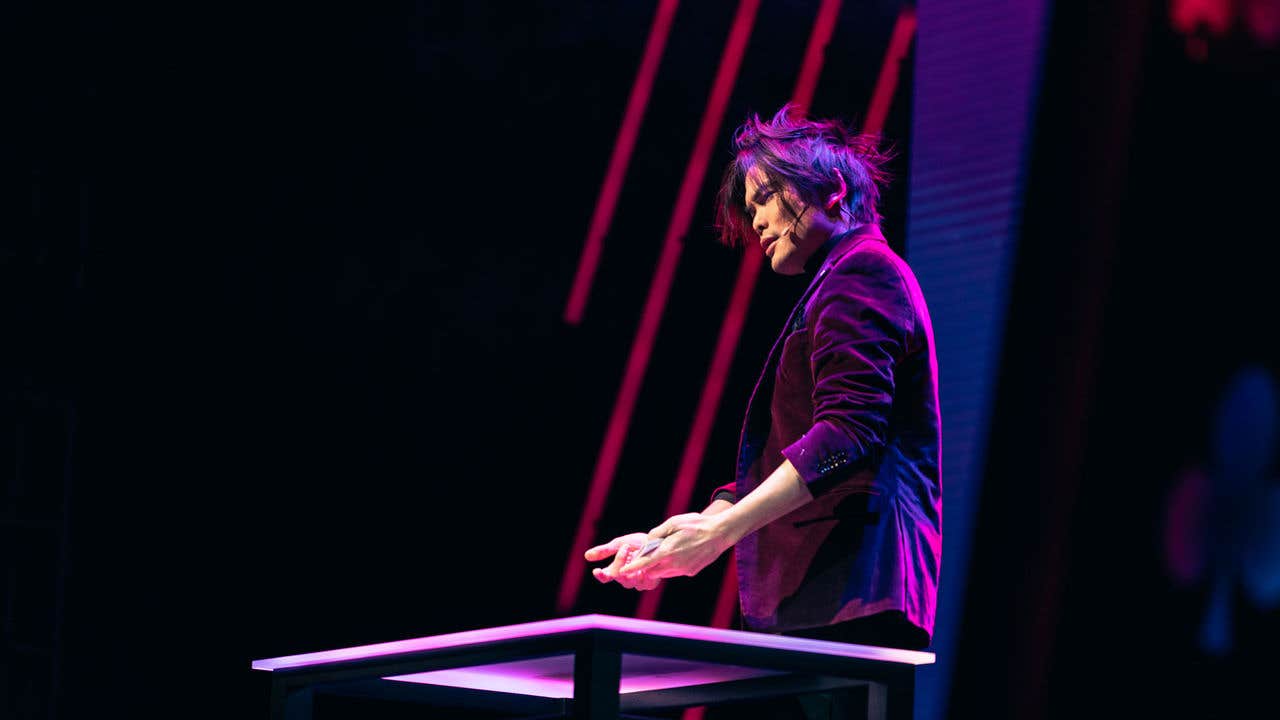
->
[252,614,933,718]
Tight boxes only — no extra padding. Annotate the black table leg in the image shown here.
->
[573,638,621,720]
[866,671,914,720]
[270,680,313,720]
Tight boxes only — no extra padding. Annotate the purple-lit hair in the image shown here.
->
[715,104,893,248]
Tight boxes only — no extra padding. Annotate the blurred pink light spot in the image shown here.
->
[1164,466,1209,586]
[1243,0,1280,44]
[1171,0,1233,36]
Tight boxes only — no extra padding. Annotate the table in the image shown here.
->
[252,614,934,719]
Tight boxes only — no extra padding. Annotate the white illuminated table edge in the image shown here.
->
[250,613,935,671]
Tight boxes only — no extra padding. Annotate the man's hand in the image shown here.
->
[617,512,738,582]
[584,533,661,591]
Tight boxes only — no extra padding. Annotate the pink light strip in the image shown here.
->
[791,0,845,112]
[564,0,681,326]
[636,249,763,620]
[709,559,739,629]
[638,0,844,622]
[693,3,917,636]
[679,562,741,720]
[250,614,934,671]
[558,0,763,615]
[862,5,917,136]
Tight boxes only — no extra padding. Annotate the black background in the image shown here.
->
[12,1,912,717]
[9,1,1279,718]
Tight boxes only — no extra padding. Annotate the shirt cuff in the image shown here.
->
[711,480,737,505]
[712,489,737,504]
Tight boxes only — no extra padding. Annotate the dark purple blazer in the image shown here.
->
[716,225,942,638]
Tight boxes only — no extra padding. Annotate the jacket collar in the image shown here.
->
[803,223,886,293]
[766,224,887,340]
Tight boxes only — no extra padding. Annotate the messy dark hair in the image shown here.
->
[714,104,893,248]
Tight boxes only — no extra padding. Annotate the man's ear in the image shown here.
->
[825,167,848,210]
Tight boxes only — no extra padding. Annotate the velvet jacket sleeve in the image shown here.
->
[780,250,914,494]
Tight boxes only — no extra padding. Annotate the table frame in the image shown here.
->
[254,615,932,720]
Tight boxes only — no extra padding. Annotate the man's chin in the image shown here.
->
[770,255,804,276]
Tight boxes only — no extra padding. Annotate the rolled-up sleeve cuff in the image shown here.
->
[782,421,870,496]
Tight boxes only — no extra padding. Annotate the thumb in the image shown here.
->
[648,517,678,539]
[584,538,622,561]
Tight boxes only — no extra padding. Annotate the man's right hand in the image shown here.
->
[584,532,661,591]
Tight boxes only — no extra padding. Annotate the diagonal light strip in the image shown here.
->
[558,0,763,615]
[679,562,740,720]
[564,0,681,326]
[637,0,847,623]
[864,5,917,135]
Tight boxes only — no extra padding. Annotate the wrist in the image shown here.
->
[710,507,748,549]
[704,498,735,516]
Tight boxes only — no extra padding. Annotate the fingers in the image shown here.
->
[592,543,630,584]
[591,543,665,590]
[612,545,644,589]
[645,512,700,545]
[620,549,671,579]
[584,537,623,562]
[586,530,674,591]
[647,513,693,538]
[618,564,657,589]
[586,532,651,561]
[619,552,651,576]
[621,532,675,575]
[597,565,661,591]
[638,576,661,591]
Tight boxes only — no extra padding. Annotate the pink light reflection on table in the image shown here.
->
[386,654,790,698]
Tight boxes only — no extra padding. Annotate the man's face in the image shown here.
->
[743,166,821,276]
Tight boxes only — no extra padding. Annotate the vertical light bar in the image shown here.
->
[906,1,1051,717]
[635,0,848,623]
[564,0,681,325]
[558,0,763,615]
